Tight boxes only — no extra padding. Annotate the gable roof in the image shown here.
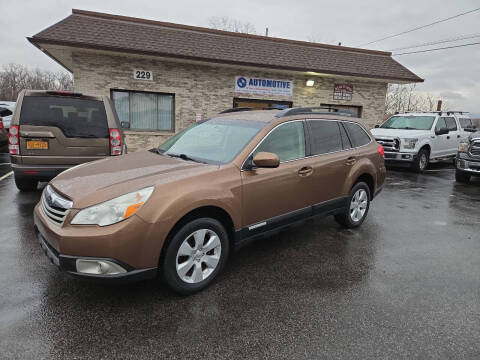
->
[28,9,423,83]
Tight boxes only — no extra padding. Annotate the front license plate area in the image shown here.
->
[27,140,49,150]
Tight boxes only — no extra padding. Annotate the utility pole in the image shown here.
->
[436,100,442,111]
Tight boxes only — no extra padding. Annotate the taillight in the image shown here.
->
[109,128,122,156]
[378,145,385,158]
[0,118,3,130]
[8,125,20,155]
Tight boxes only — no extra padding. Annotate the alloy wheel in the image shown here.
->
[176,229,222,284]
[350,189,368,222]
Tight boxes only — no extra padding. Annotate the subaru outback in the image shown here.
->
[34,107,386,294]
[9,90,125,191]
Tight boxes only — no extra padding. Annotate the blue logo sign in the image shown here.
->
[237,77,247,88]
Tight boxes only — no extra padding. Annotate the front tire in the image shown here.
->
[14,176,38,192]
[455,169,471,183]
[162,218,229,295]
[335,182,371,228]
[412,148,429,173]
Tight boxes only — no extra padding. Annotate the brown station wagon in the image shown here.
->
[34,107,386,294]
[9,90,125,191]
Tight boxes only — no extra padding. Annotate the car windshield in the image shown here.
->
[158,117,266,164]
[380,116,435,130]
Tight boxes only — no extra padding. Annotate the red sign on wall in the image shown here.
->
[333,84,353,101]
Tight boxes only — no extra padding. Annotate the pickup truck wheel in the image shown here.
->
[14,176,38,192]
[455,169,471,183]
[162,218,229,295]
[412,148,429,173]
[335,182,370,228]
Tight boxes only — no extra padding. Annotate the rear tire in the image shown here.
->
[412,148,429,173]
[161,217,229,295]
[335,182,371,229]
[455,170,471,183]
[14,176,38,192]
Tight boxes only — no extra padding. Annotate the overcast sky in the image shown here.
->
[1,0,479,112]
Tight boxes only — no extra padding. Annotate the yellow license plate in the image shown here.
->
[26,140,49,150]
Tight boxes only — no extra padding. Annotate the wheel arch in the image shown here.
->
[159,205,236,265]
[353,173,375,200]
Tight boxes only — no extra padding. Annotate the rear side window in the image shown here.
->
[444,117,457,131]
[308,120,342,155]
[459,118,472,129]
[19,96,109,138]
[343,122,371,147]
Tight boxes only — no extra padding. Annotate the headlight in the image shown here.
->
[71,187,154,226]
[402,138,418,149]
[459,142,469,153]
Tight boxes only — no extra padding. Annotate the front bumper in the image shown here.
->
[35,227,157,283]
[384,151,417,163]
[34,203,161,283]
[456,153,480,175]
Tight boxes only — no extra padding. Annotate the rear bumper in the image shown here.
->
[12,163,70,180]
[35,226,157,283]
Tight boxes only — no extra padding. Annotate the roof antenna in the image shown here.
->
[265,27,269,36]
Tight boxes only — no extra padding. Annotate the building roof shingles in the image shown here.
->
[29,9,423,83]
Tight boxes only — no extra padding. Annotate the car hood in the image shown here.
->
[371,128,431,138]
[50,150,218,208]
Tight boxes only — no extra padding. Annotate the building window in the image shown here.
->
[111,90,174,131]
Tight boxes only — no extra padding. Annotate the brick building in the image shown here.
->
[29,9,422,151]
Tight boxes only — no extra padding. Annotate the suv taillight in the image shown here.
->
[378,145,385,158]
[8,125,19,155]
[0,118,3,130]
[109,128,122,156]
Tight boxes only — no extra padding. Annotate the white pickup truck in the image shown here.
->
[371,112,476,172]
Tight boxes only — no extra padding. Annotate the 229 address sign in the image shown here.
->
[133,69,153,81]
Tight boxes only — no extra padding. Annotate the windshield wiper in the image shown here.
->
[166,153,207,164]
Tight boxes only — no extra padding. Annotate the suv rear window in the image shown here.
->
[19,96,109,138]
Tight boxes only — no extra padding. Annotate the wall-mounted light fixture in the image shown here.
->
[306,79,315,87]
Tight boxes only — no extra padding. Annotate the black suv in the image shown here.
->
[456,130,480,183]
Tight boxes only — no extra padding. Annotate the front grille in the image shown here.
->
[469,140,480,157]
[40,185,72,226]
[375,137,400,152]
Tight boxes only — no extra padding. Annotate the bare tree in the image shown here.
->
[384,84,449,120]
[207,16,257,34]
[0,63,73,101]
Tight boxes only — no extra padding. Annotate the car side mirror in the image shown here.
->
[435,127,449,136]
[374,124,380,128]
[252,152,280,168]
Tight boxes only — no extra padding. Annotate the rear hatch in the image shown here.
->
[18,93,110,166]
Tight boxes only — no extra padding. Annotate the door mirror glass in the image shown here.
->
[435,127,449,136]
[253,152,280,168]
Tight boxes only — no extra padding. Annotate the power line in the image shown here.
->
[358,7,480,47]
[393,41,480,55]
[388,33,480,51]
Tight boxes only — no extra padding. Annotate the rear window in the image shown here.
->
[19,96,109,138]
[343,122,371,147]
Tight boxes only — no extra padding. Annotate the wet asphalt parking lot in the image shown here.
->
[0,152,479,359]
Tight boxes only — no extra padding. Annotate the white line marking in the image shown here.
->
[0,171,13,181]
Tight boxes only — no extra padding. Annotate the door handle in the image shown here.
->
[346,156,356,166]
[298,166,313,176]
[457,135,461,138]
[447,136,450,139]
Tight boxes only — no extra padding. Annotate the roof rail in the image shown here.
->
[401,111,469,115]
[219,107,254,114]
[275,106,354,118]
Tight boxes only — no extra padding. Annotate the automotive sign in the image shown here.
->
[235,76,293,96]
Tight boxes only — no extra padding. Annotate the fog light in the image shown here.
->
[458,160,466,169]
[402,154,412,159]
[76,259,127,275]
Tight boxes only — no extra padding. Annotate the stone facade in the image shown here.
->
[70,50,388,152]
